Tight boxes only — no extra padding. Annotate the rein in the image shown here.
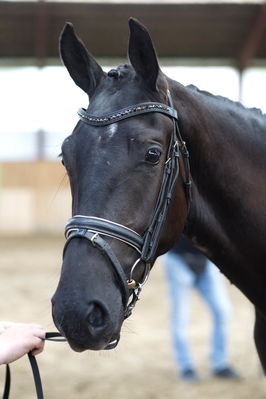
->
[2,333,66,399]
[65,90,191,331]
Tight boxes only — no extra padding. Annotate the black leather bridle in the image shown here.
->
[64,90,191,335]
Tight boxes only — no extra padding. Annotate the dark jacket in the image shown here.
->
[170,236,207,275]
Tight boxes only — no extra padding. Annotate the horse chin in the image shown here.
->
[67,335,120,352]
[68,340,104,352]
[68,341,88,352]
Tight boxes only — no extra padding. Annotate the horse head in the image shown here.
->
[52,18,190,351]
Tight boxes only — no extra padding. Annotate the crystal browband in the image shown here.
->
[78,102,178,126]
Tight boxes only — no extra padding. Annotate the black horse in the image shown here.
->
[52,18,266,371]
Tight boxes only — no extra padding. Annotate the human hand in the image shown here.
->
[0,321,45,364]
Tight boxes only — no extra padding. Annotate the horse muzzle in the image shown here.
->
[51,293,123,351]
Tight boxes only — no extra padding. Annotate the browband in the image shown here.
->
[77,102,178,126]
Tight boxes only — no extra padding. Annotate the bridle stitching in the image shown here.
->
[73,215,142,235]
[65,226,142,254]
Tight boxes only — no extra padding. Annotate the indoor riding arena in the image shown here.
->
[1,1,266,398]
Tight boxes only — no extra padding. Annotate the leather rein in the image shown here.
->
[2,333,66,399]
[2,90,191,399]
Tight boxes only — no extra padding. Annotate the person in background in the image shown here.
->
[163,236,241,382]
[0,321,45,365]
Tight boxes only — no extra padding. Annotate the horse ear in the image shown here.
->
[128,18,159,91]
[59,23,105,96]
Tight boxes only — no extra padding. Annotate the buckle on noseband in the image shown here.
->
[91,232,99,246]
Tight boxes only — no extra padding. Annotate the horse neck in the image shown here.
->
[169,79,266,310]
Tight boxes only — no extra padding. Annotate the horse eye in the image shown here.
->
[145,148,162,164]
[59,153,65,166]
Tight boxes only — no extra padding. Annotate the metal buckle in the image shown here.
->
[90,232,99,247]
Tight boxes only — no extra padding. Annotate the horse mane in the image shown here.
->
[186,84,266,119]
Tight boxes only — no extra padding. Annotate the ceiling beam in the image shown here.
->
[237,2,266,70]
[35,0,49,66]
[0,2,266,64]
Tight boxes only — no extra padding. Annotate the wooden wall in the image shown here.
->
[0,162,71,234]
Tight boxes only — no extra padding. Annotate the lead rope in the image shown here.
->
[2,332,66,399]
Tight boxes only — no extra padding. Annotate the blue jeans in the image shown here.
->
[163,252,232,373]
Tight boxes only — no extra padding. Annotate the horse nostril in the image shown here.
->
[86,302,107,329]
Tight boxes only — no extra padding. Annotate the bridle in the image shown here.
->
[64,90,191,346]
[64,90,191,348]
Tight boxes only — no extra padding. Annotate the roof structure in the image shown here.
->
[1,1,266,69]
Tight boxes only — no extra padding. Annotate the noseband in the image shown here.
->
[63,91,191,349]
